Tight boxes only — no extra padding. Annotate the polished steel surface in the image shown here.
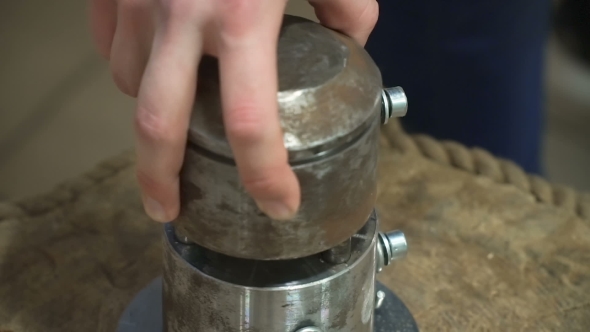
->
[176,15,384,260]
[383,230,408,261]
[162,218,378,332]
[376,229,408,273]
[117,279,419,332]
[381,87,408,124]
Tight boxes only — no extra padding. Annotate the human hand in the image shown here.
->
[90,0,378,222]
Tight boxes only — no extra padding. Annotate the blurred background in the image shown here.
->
[0,0,589,201]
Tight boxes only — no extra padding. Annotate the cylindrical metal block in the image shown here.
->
[174,15,384,260]
[163,217,378,332]
[178,119,379,260]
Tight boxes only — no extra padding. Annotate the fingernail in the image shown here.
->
[256,200,295,220]
[144,196,168,222]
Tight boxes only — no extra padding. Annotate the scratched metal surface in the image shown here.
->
[176,14,384,260]
[117,278,418,332]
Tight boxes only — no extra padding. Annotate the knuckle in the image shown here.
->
[217,0,258,37]
[225,107,266,144]
[134,106,179,145]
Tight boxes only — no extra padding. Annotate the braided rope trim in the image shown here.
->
[382,120,590,220]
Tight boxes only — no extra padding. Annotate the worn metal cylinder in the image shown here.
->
[163,215,378,332]
[174,15,384,260]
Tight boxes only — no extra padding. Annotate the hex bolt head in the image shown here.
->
[376,230,408,273]
[381,86,408,124]
[384,230,408,261]
[375,290,386,309]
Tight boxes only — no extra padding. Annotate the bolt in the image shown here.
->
[376,230,408,273]
[384,230,408,261]
[375,290,386,309]
[381,86,408,124]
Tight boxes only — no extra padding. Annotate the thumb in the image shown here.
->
[308,0,379,45]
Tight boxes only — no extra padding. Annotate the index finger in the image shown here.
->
[216,0,300,220]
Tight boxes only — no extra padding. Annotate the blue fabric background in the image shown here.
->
[366,0,553,173]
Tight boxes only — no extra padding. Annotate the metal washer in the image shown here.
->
[117,277,419,332]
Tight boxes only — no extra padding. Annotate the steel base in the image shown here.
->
[117,277,418,332]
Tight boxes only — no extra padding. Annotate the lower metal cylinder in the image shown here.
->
[162,217,378,332]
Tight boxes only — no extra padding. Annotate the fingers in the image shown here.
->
[109,0,155,97]
[308,0,379,45]
[216,0,300,220]
[90,0,117,59]
[134,1,205,222]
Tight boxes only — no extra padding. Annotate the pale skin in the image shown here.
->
[90,0,379,222]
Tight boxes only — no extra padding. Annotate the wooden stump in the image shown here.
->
[1,141,589,331]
